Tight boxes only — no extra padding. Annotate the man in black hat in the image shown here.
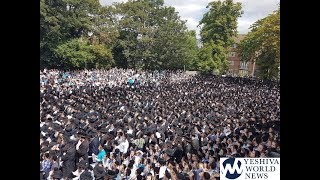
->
[191,134,200,151]
[173,143,184,164]
[79,169,93,180]
[88,130,100,164]
[51,167,63,180]
[76,132,90,164]
[93,162,106,180]
[61,141,76,179]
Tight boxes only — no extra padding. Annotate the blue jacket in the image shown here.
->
[96,149,106,162]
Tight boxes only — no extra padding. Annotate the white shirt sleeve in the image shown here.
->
[159,166,167,179]
[76,140,82,150]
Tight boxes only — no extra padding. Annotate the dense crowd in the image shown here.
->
[40,68,280,180]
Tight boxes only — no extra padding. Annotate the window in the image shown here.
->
[230,60,234,65]
[239,70,248,76]
[229,52,236,57]
[240,61,248,70]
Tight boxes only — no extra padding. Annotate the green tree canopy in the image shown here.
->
[113,0,197,70]
[197,40,228,74]
[54,38,114,70]
[199,0,243,47]
[40,0,115,70]
[198,0,242,74]
[41,0,200,71]
[240,6,280,79]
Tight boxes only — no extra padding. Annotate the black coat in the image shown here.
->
[192,138,200,151]
[77,140,90,161]
[174,148,184,163]
[88,137,100,156]
[61,145,76,178]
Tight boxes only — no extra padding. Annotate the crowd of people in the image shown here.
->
[40,68,280,180]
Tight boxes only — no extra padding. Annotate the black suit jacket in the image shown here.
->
[77,140,89,158]
[89,137,100,155]
[61,145,76,178]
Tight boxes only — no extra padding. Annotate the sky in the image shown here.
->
[99,0,280,39]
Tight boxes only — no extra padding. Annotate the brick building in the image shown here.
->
[227,34,258,76]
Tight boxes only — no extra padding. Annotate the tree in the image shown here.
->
[92,5,120,46]
[113,0,195,70]
[40,0,66,68]
[183,30,200,70]
[199,0,243,47]
[54,38,114,70]
[40,0,102,69]
[112,0,155,69]
[239,6,280,79]
[152,6,192,70]
[41,0,199,71]
[198,0,243,74]
[54,38,95,69]
[90,43,114,69]
[197,40,228,74]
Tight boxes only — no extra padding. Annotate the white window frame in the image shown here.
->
[240,61,248,69]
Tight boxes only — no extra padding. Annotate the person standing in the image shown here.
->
[88,132,100,164]
[134,134,145,151]
[61,142,76,179]
[41,153,52,180]
[95,144,106,163]
[76,133,90,164]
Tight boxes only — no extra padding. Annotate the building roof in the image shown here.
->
[233,34,246,44]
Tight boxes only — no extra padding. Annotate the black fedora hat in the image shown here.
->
[65,125,75,136]
[87,129,98,138]
[99,128,108,134]
[79,170,93,180]
[52,123,63,131]
[77,159,89,169]
[89,118,98,124]
[93,164,106,179]
[77,131,88,138]
[52,169,63,179]
[48,142,58,149]
[73,118,80,125]
[41,147,50,153]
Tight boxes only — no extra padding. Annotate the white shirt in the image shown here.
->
[76,140,82,150]
[127,129,133,134]
[72,169,84,179]
[155,132,161,138]
[119,139,129,153]
[159,166,167,179]
[70,135,77,141]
